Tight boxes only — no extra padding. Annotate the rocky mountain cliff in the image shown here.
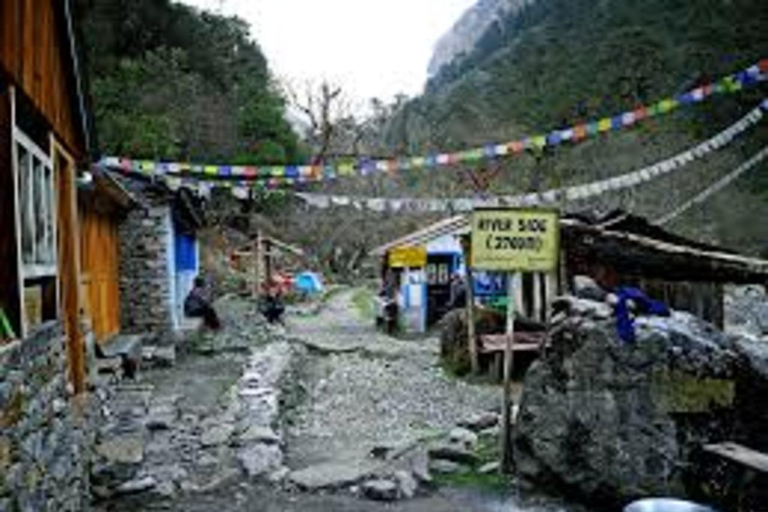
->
[427,0,530,78]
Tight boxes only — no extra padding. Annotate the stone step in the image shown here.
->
[98,334,144,361]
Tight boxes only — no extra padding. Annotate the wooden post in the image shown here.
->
[56,145,85,394]
[514,274,525,318]
[254,231,262,294]
[543,272,556,355]
[501,272,518,473]
[533,272,543,322]
[464,237,479,375]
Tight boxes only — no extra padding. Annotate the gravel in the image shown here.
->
[286,290,500,468]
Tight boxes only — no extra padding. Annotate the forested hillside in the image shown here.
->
[73,0,768,271]
[373,0,768,256]
[75,0,301,164]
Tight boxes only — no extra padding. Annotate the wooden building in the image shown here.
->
[78,168,135,343]
[0,2,107,510]
[0,0,92,392]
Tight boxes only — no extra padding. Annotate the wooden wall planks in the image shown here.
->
[0,0,83,156]
[79,207,121,343]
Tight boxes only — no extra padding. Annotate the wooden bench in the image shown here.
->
[702,442,768,506]
[478,332,547,379]
[703,442,768,474]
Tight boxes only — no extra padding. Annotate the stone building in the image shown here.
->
[0,1,100,510]
[116,178,204,336]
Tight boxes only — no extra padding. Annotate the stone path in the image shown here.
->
[92,296,298,508]
[285,289,502,486]
[92,291,584,512]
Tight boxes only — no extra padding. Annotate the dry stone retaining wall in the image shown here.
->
[0,323,97,512]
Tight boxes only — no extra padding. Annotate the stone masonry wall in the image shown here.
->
[119,203,175,334]
[0,323,95,512]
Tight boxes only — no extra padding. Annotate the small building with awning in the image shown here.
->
[371,216,467,333]
[372,210,768,340]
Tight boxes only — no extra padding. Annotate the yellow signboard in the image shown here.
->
[471,208,560,272]
[389,246,427,268]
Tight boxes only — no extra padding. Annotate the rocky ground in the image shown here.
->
[91,291,583,512]
[287,289,502,468]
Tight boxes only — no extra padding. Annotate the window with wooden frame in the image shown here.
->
[11,90,60,336]
[14,128,57,279]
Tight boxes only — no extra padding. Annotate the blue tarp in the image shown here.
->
[295,272,323,294]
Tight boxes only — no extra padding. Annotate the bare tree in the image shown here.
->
[285,79,349,163]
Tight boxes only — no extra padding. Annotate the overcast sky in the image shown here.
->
[179,0,475,107]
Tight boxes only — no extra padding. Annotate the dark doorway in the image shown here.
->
[426,255,453,327]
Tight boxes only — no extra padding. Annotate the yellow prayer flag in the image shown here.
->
[338,163,355,176]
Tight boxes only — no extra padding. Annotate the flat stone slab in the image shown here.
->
[115,476,157,495]
[362,479,399,501]
[288,460,381,490]
[239,426,281,445]
[238,443,283,478]
[101,334,144,360]
[428,444,479,465]
[200,424,235,447]
[457,412,499,432]
[96,434,145,465]
[429,459,469,475]
[449,427,479,449]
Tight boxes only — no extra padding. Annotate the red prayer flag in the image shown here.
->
[759,59,768,73]
[573,125,587,140]
[509,141,525,153]
[633,107,648,121]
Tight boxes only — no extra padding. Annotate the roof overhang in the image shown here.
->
[77,168,136,215]
[370,215,469,257]
[370,210,768,282]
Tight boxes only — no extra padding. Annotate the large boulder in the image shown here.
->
[725,285,768,337]
[513,297,768,508]
[438,308,506,375]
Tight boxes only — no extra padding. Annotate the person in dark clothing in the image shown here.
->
[184,277,221,330]
[259,279,286,325]
[447,273,467,311]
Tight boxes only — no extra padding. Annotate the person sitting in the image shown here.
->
[184,277,221,330]
[260,279,285,325]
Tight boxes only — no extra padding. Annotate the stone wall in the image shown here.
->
[0,322,95,512]
[119,203,175,335]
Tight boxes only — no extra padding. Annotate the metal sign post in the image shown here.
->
[470,208,560,475]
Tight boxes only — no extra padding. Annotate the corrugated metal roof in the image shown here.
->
[371,211,768,279]
[370,216,469,256]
